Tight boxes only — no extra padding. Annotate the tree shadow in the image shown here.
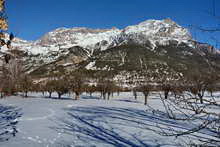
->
[53,106,190,147]
[116,99,141,103]
[81,95,101,100]
[43,96,74,101]
[0,104,22,142]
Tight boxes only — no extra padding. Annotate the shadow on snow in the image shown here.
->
[0,104,22,142]
[53,106,190,147]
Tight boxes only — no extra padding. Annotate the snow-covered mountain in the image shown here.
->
[12,19,194,56]
[6,18,220,77]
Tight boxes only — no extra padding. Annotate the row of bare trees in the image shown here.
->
[2,69,120,100]
[128,66,220,106]
[0,60,219,108]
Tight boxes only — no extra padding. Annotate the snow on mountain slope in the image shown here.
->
[11,19,193,55]
[37,27,121,51]
[122,19,192,47]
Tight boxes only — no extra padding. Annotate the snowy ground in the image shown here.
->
[0,92,219,147]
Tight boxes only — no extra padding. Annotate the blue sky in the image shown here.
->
[6,0,220,47]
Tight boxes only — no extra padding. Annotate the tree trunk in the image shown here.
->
[103,92,106,100]
[198,93,203,104]
[107,92,111,100]
[100,92,103,98]
[144,92,149,105]
[211,91,213,97]
[164,91,169,99]
[25,91,28,98]
[75,92,80,100]
[144,96,147,105]
[58,93,62,99]
[49,92,52,98]
[133,90,137,100]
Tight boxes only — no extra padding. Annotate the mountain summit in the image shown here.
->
[12,19,193,55]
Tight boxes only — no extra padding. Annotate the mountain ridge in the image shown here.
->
[2,18,219,79]
[11,18,197,55]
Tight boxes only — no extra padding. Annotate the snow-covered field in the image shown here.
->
[0,92,219,147]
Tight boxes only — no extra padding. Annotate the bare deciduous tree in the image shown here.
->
[69,70,86,100]
[149,73,220,146]
[19,75,33,97]
[139,85,151,105]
